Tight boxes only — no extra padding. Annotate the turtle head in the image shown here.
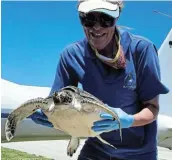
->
[52,90,73,105]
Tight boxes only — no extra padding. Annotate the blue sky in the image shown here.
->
[2,1,172,87]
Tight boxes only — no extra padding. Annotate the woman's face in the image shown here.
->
[81,12,116,50]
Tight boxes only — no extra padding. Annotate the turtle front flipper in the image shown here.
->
[5,98,48,141]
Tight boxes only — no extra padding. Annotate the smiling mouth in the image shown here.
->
[90,32,106,38]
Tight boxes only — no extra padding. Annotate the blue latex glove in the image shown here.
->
[92,106,134,132]
[30,109,53,128]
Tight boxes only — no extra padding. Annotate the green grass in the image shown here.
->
[1,147,51,160]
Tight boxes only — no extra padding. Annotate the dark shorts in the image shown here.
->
[77,142,126,160]
[77,139,158,160]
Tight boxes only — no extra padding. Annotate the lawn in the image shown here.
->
[1,147,51,160]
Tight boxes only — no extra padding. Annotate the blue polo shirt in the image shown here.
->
[50,29,169,159]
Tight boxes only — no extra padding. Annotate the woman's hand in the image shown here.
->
[92,106,134,132]
[30,109,53,128]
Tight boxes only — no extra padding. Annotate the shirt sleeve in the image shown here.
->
[135,41,169,102]
[49,49,78,96]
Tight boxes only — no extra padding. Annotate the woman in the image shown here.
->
[31,0,169,159]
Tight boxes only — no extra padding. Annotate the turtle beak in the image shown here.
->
[52,92,61,105]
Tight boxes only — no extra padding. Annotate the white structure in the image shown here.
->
[159,29,172,117]
[157,29,172,149]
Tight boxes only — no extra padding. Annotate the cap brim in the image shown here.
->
[78,1,119,18]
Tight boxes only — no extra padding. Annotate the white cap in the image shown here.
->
[78,0,120,18]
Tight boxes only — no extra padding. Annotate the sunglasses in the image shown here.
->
[79,12,115,28]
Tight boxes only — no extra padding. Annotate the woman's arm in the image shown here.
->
[132,96,159,127]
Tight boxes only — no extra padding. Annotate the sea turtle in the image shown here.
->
[5,86,122,157]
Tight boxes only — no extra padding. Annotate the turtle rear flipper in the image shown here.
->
[67,137,80,157]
